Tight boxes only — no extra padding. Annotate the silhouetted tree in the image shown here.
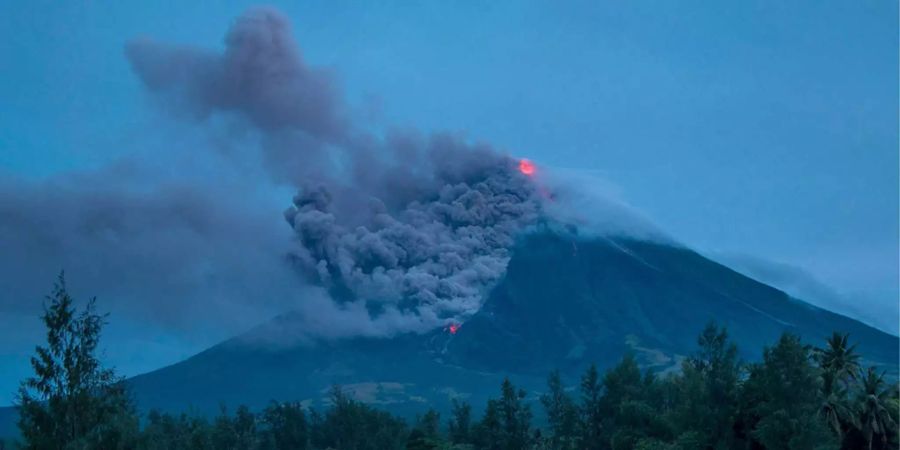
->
[740,333,837,450]
[16,288,893,450]
[815,333,861,384]
[473,379,532,450]
[17,273,138,449]
[853,367,898,450]
[139,410,212,450]
[310,386,407,450]
[259,401,307,450]
[578,364,603,449]
[672,322,741,448]
[211,405,259,450]
[448,399,472,445]
[812,333,860,440]
[541,370,578,449]
[498,378,532,450]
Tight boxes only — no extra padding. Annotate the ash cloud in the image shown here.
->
[125,7,549,334]
[0,164,302,333]
[0,7,660,344]
[125,7,346,140]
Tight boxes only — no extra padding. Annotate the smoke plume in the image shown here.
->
[126,7,548,333]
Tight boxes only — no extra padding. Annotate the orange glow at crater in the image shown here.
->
[448,323,460,334]
[518,159,536,176]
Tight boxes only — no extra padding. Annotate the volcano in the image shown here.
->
[120,231,897,417]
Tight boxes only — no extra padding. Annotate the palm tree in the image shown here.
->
[814,332,861,386]
[855,367,898,450]
[813,332,860,440]
[819,370,854,436]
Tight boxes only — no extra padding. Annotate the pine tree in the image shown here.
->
[474,399,502,450]
[541,370,578,449]
[578,364,603,449]
[474,379,532,450]
[448,399,472,445]
[498,379,532,450]
[17,273,137,450]
[674,322,741,448]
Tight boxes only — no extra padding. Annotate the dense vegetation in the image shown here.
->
[4,275,898,449]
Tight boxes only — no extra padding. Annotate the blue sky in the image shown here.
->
[0,1,897,404]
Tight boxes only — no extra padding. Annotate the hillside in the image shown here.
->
[120,231,897,417]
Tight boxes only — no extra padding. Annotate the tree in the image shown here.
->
[812,333,860,440]
[473,399,502,450]
[139,410,213,450]
[854,367,898,450]
[540,370,578,449]
[498,379,532,450]
[407,409,443,450]
[814,333,861,384]
[259,401,307,450]
[674,322,741,448]
[474,379,532,450]
[211,405,258,450]
[17,273,138,449]
[311,385,408,450]
[578,364,603,449]
[818,371,853,439]
[601,356,674,450]
[601,353,643,413]
[448,399,472,445]
[740,333,837,450]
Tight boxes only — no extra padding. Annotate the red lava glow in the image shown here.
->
[448,324,460,334]
[518,159,536,176]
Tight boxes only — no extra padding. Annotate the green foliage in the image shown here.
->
[309,386,408,450]
[540,370,578,450]
[407,409,442,450]
[813,333,860,440]
[14,279,898,450]
[473,379,532,450]
[16,273,138,450]
[447,400,472,445]
[670,322,741,449]
[258,401,308,450]
[741,334,838,450]
[853,367,898,450]
[211,405,260,449]
[578,364,604,449]
[139,410,213,450]
[121,326,897,450]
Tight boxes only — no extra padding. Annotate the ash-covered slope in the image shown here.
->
[127,231,898,415]
[445,232,897,375]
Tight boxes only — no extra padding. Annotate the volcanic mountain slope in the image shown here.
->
[124,230,898,417]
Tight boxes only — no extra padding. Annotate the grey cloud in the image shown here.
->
[126,7,346,139]
[0,168,302,335]
[2,7,659,343]
[126,8,552,334]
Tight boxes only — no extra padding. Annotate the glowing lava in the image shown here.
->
[448,323,460,335]
[518,159,536,176]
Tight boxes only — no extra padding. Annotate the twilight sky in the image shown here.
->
[0,0,897,404]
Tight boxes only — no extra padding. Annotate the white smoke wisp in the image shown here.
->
[537,167,674,244]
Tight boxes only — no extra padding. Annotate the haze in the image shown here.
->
[0,0,896,406]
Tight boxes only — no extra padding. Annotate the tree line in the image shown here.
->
[4,274,898,449]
